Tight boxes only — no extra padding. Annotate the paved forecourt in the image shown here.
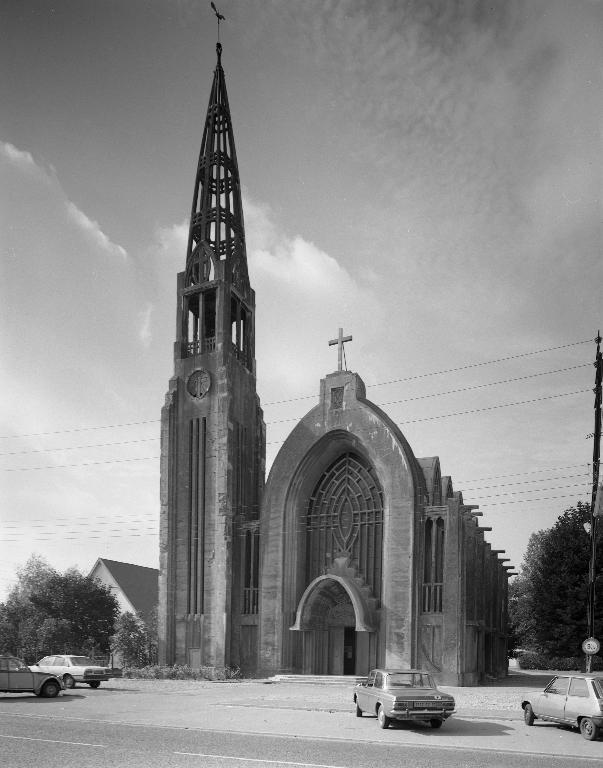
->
[0,671,602,762]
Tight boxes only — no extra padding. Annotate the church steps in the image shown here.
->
[269,674,367,685]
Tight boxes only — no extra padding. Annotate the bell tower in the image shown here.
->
[158,42,266,673]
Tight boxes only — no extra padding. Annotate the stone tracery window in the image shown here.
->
[305,452,383,602]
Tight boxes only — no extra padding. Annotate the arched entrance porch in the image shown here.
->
[290,572,376,675]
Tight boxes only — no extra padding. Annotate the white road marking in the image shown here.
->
[0,733,106,747]
[175,753,347,768]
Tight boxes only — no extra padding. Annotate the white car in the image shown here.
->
[522,674,603,741]
[31,654,112,689]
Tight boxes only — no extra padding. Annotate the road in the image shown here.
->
[0,680,601,768]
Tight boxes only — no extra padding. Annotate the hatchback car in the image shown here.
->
[0,655,63,697]
[31,654,113,689]
[354,669,456,729]
[521,673,603,741]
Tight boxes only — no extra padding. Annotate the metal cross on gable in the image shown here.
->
[329,327,352,371]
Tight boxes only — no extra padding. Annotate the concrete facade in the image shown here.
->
[158,44,510,684]
[257,370,509,684]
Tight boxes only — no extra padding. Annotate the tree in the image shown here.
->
[509,502,603,657]
[0,555,119,661]
[111,612,151,667]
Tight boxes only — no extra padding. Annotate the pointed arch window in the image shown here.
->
[184,288,217,356]
[422,517,445,612]
[242,527,260,614]
[305,452,384,602]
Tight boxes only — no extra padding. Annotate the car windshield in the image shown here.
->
[387,673,433,688]
[68,657,95,665]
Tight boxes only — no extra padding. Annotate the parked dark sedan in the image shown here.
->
[0,655,64,697]
[354,669,455,729]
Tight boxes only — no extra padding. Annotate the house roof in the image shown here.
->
[91,558,158,620]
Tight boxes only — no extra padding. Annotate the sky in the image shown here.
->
[1,0,601,602]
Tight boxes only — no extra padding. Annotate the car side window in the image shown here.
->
[374,672,384,689]
[8,658,24,671]
[366,672,375,688]
[38,657,50,665]
[547,676,570,695]
[0,658,8,671]
[568,678,589,698]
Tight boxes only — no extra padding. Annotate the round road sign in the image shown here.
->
[582,637,601,655]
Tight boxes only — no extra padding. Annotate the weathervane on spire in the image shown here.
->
[211,2,225,43]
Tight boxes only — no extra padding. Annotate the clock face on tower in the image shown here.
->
[187,369,211,399]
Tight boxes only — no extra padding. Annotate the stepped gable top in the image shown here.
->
[441,475,454,500]
[417,456,442,506]
[90,558,158,620]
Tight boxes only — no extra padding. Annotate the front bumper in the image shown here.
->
[75,673,111,682]
[388,707,455,721]
[589,715,603,727]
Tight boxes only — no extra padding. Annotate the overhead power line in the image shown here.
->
[0,337,593,439]
[1,455,160,472]
[0,437,159,457]
[1,362,588,453]
[454,463,594,484]
[266,368,590,426]
[0,419,160,441]
[2,387,590,470]
[264,337,594,405]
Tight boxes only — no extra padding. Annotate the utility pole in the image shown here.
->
[585,331,602,673]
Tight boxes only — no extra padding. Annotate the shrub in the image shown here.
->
[121,664,241,681]
[517,651,603,671]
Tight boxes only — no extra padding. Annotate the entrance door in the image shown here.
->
[294,576,372,675]
[343,626,356,675]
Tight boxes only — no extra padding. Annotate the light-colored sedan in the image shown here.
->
[31,654,113,689]
[522,673,603,741]
[354,669,456,729]
[0,655,64,697]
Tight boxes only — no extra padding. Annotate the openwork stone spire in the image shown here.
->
[185,43,249,297]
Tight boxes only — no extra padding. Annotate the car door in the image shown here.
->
[564,677,590,724]
[539,676,570,721]
[7,657,34,692]
[358,671,376,710]
[373,671,386,707]
[0,657,9,690]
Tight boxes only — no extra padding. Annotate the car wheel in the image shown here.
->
[63,674,75,689]
[430,719,443,729]
[523,703,535,726]
[377,705,391,729]
[580,717,599,741]
[88,681,101,689]
[355,702,363,717]
[41,680,60,698]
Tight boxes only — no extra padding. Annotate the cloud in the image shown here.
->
[242,198,386,415]
[65,201,127,259]
[155,220,188,266]
[138,302,153,348]
[0,141,37,170]
[2,139,128,260]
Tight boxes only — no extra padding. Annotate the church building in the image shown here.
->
[158,42,512,685]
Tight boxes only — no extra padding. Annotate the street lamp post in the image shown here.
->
[585,332,602,673]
